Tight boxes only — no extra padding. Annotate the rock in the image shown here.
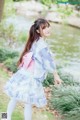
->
[14,1,48,17]
[46,11,62,23]
[67,15,80,28]
[46,10,80,28]
[16,9,39,18]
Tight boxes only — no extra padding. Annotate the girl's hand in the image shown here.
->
[54,77,63,85]
[53,70,63,85]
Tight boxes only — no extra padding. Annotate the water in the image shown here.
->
[48,23,80,77]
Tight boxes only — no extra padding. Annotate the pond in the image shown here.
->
[48,23,80,77]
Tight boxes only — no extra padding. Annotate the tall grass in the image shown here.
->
[49,70,80,120]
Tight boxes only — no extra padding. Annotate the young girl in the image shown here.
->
[4,18,62,120]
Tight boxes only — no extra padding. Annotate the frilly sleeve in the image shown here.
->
[39,47,56,73]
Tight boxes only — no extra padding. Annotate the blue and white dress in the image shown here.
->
[4,37,56,108]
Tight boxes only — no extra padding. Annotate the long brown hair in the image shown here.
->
[17,18,50,66]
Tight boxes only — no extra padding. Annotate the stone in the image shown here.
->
[46,12,62,23]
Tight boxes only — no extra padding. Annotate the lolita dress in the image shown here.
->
[4,37,56,108]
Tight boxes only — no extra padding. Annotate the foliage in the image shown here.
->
[57,6,73,18]
[18,31,28,42]
[13,0,25,1]
[0,47,19,72]
[50,85,80,120]
[68,0,80,5]
[58,71,80,85]
[49,70,80,120]
[0,47,19,62]
[57,0,68,3]
[3,0,16,18]
[63,109,80,120]
[43,73,54,87]
[3,57,18,72]
[0,20,27,46]
[40,0,54,7]
[75,5,80,11]
[57,0,80,4]
[0,21,18,46]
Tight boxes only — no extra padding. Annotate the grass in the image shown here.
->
[49,83,80,120]
[3,0,16,18]
[0,67,55,120]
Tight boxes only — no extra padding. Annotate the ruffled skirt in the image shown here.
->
[4,68,47,108]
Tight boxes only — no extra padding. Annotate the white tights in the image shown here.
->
[7,98,32,120]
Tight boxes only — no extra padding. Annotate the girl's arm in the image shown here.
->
[39,47,63,85]
[53,70,63,85]
[39,47,56,73]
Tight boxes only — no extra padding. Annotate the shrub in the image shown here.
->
[43,65,64,87]
[0,47,19,62]
[57,6,73,18]
[18,31,28,42]
[3,0,16,18]
[49,77,80,120]
[0,22,18,46]
[3,57,18,73]
[43,73,54,87]
[33,0,56,8]
[58,71,80,85]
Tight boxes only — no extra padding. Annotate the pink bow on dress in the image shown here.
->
[19,52,35,72]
